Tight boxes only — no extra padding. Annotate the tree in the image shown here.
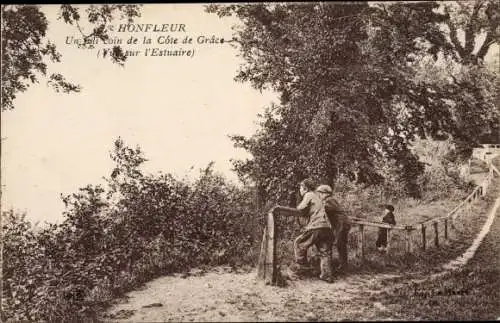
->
[207,3,435,200]
[400,0,500,145]
[208,1,499,203]
[441,0,499,65]
[1,4,141,111]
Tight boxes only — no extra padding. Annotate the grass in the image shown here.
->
[470,158,490,174]
[370,180,500,320]
[374,265,500,320]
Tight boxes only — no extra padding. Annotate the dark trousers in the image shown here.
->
[336,224,350,267]
[376,228,388,248]
[294,228,333,278]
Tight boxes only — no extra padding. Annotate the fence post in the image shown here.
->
[405,227,413,254]
[451,206,459,229]
[386,229,391,256]
[257,211,277,285]
[257,228,267,279]
[483,168,492,195]
[433,222,439,248]
[266,211,277,285]
[421,224,427,251]
[357,224,365,260]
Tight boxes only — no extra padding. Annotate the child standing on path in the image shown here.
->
[376,204,396,252]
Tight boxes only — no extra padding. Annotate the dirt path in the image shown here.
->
[102,266,402,322]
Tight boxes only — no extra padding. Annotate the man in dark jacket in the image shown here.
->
[316,184,351,272]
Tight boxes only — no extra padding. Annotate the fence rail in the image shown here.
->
[257,157,499,285]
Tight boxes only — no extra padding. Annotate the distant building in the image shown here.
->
[472,143,500,161]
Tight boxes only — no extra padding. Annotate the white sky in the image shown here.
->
[1,4,278,224]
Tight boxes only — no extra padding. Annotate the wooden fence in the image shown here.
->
[257,159,499,286]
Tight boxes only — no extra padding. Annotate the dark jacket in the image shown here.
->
[382,212,396,225]
[377,211,395,248]
[324,196,350,242]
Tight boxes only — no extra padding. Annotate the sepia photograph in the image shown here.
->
[1,2,499,321]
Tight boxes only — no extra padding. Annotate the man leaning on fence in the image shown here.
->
[275,179,335,283]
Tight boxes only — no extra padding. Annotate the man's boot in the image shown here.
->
[319,256,334,283]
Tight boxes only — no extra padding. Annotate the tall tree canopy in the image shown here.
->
[1,4,141,111]
[207,1,499,204]
[441,0,499,65]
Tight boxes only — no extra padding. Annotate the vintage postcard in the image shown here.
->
[1,2,499,322]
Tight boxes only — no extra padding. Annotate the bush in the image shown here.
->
[2,139,259,321]
[410,137,471,201]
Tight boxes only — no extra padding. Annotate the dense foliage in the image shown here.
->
[1,4,141,111]
[2,139,259,321]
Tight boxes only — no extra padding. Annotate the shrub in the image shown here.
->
[2,139,258,321]
[410,137,471,201]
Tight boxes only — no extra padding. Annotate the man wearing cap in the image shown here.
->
[316,184,351,273]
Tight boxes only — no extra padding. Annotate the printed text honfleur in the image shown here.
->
[117,24,187,33]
